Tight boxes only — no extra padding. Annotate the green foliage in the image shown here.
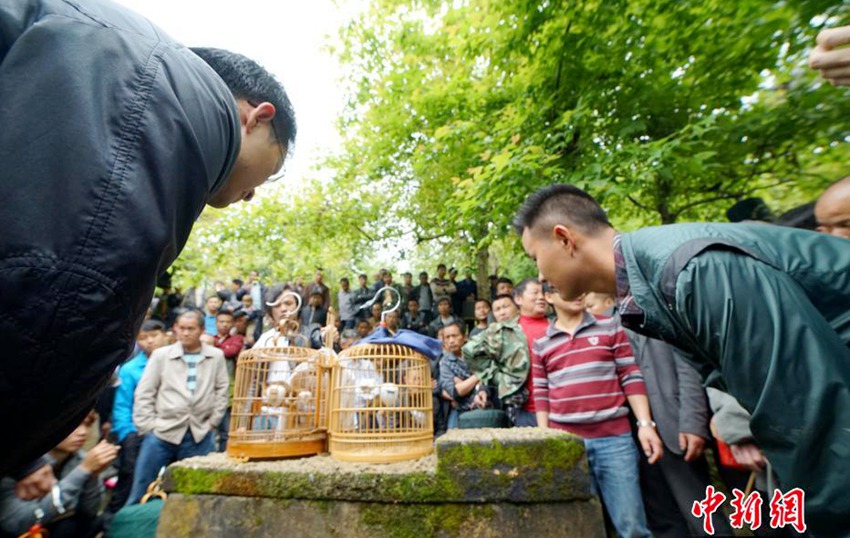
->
[333,0,850,231]
[172,0,850,284]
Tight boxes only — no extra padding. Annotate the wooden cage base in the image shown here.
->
[227,436,327,461]
[328,441,434,463]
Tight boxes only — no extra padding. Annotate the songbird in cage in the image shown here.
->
[336,355,383,431]
[264,382,290,408]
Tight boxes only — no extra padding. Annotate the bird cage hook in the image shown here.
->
[358,286,402,327]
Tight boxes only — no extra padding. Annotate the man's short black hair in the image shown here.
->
[497,277,514,286]
[437,263,447,270]
[358,273,368,279]
[513,184,611,236]
[140,320,165,333]
[419,271,428,278]
[445,321,466,336]
[514,278,540,298]
[216,311,235,319]
[407,297,419,305]
[191,47,296,152]
[232,278,244,286]
[340,277,349,285]
[492,293,515,304]
[437,297,451,306]
[475,298,491,308]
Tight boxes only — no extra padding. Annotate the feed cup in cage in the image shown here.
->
[329,343,434,463]
[227,346,330,460]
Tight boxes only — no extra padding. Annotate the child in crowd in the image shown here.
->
[401,298,428,335]
[428,297,455,337]
[384,310,400,335]
[533,287,663,538]
[0,411,119,538]
[584,292,616,317]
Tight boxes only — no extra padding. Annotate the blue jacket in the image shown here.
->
[0,0,240,473]
[111,352,150,443]
[620,222,850,536]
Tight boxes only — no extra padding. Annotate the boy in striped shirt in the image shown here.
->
[533,287,662,538]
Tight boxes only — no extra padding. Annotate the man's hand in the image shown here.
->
[679,432,706,462]
[730,442,768,472]
[80,440,121,475]
[14,464,56,500]
[638,425,664,464]
[809,25,850,86]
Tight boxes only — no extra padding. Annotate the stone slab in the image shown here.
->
[156,493,606,538]
[164,428,592,504]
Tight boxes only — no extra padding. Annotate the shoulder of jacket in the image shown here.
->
[150,344,178,360]
[202,344,225,358]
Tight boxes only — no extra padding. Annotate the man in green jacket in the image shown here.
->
[514,184,850,537]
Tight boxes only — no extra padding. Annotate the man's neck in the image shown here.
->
[555,311,584,335]
[520,311,545,320]
[590,227,619,295]
[183,343,202,354]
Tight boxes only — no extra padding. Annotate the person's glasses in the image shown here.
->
[248,100,287,184]
[266,120,287,184]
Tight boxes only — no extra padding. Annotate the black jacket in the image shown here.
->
[0,0,239,473]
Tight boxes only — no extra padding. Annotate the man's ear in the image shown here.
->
[552,224,576,253]
[241,100,277,133]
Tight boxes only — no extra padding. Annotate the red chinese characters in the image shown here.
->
[692,486,807,535]
[729,489,763,530]
[692,485,727,535]
[769,488,807,533]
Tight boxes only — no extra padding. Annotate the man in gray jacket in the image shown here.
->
[126,311,228,505]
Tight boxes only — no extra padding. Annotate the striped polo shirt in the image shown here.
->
[531,313,646,438]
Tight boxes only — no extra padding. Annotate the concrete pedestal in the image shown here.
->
[158,428,604,538]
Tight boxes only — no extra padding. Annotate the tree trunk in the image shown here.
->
[476,247,489,300]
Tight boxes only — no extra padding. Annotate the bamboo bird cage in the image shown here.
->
[328,343,434,463]
[226,304,337,460]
